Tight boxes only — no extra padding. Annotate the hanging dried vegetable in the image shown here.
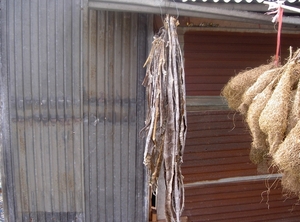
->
[142,14,187,222]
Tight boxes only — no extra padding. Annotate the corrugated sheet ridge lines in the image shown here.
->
[88,9,98,222]
[113,11,122,222]
[120,12,130,221]
[96,10,107,222]
[2,0,18,220]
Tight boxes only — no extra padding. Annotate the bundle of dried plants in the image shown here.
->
[142,14,187,222]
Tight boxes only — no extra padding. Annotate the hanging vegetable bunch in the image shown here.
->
[142,14,187,222]
[222,48,300,197]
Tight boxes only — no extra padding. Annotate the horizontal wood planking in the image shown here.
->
[182,180,300,222]
[182,110,255,182]
[184,31,300,96]
[181,109,300,221]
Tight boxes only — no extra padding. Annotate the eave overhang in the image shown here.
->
[88,0,300,26]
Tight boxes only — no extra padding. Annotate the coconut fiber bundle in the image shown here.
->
[238,67,281,115]
[221,61,276,110]
[243,64,282,157]
[247,78,279,165]
[273,120,300,197]
[272,63,300,197]
[223,48,300,197]
[259,55,300,155]
[273,120,300,176]
[142,14,187,222]
[222,59,280,165]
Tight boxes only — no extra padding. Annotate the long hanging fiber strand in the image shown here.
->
[142,14,187,222]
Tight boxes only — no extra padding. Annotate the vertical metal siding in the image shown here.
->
[1,1,150,221]
[83,10,149,222]
[1,0,84,221]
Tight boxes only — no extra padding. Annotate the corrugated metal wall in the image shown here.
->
[184,31,300,96]
[1,0,84,221]
[0,1,150,221]
[83,10,150,222]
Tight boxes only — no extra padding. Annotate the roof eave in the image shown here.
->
[88,0,300,25]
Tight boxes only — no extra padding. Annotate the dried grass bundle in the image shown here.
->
[222,47,300,197]
[286,66,300,133]
[259,60,297,155]
[247,81,275,164]
[286,89,297,134]
[221,63,275,110]
[281,171,300,197]
[273,121,300,173]
[238,67,279,115]
[142,15,187,222]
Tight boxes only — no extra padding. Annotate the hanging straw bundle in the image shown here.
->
[273,121,300,197]
[259,58,298,155]
[246,80,277,164]
[238,67,280,115]
[222,48,300,197]
[281,171,300,197]
[142,14,187,222]
[286,89,297,134]
[273,121,300,174]
[221,62,275,110]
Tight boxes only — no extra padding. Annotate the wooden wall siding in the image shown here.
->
[182,111,255,183]
[182,111,300,221]
[184,31,300,96]
[183,180,300,222]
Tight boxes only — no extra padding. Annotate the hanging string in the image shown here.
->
[264,0,285,67]
[275,6,283,67]
[159,0,165,24]
[172,0,180,19]
[158,0,180,22]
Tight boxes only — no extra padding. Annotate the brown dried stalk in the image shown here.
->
[142,15,187,222]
